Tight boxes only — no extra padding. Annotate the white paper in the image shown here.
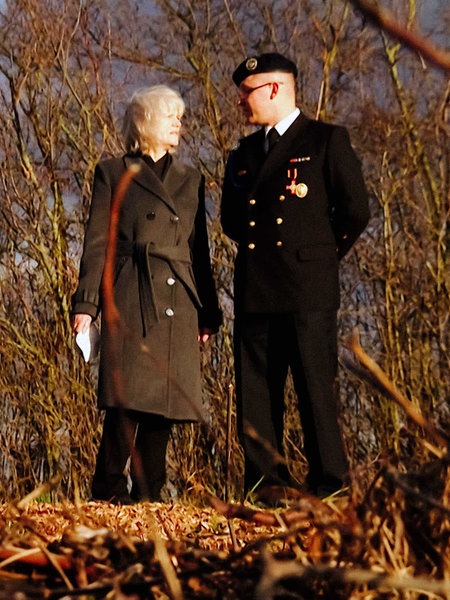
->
[76,330,92,362]
[75,327,100,362]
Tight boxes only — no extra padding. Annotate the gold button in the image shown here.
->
[249,220,256,227]
[276,218,283,224]
[279,195,285,201]
[276,241,283,247]
[248,243,255,250]
[249,198,256,205]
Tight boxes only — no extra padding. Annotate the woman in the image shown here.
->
[72,85,221,504]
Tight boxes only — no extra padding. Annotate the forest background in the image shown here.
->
[0,0,448,502]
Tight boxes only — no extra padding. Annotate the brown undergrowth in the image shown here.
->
[0,454,449,600]
[0,333,449,599]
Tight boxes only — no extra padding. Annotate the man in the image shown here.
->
[221,53,370,498]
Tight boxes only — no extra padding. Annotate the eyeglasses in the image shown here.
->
[238,81,282,99]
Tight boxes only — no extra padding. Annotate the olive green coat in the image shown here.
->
[72,154,221,420]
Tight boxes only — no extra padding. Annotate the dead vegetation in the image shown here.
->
[1,0,448,504]
[0,454,448,599]
[0,334,448,599]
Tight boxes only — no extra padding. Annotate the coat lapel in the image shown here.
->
[162,157,190,201]
[123,154,183,214]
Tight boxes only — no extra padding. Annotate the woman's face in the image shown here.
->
[147,102,183,152]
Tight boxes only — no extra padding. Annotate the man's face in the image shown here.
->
[237,73,278,125]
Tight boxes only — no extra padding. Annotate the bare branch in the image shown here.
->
[350,0,450,70]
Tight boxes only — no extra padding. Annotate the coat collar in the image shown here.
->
[123,154,189,214]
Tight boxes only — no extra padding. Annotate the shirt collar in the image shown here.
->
[265,107,300,137]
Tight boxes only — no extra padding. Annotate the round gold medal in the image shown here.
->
[295,183,308,198]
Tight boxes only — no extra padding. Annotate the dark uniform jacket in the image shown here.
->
[221,113,370,313]
[72,154,221,420]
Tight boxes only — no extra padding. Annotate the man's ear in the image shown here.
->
[269,82,279,100]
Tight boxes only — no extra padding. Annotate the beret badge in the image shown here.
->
[232,52,297,86]
[245,57,258,71]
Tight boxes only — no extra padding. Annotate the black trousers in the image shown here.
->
[234,311,347,495]
[91,408,171,502]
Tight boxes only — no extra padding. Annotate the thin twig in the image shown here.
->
[225,383,233,503]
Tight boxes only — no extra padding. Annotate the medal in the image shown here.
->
[286,168,308,198]
[286,168,298,195]
[295,183,308,198]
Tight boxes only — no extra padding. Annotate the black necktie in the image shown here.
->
[266,127,280,153]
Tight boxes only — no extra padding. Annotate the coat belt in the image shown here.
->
[116,241,201,337]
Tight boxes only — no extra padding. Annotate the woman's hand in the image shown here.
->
[198,328,213,344]
[72,313,93,334]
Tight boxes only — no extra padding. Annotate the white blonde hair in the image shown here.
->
[122,85,185,154]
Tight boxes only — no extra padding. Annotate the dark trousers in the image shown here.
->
[234,311,347,495]
[91,408,171,502]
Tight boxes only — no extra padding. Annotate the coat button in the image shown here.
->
[146,212,156,220]
[276,217,283,224]
[165,308,174,317]
[249,199,256,205]
[279,195,285,202]
[166,277,176,286]
[248,243,255,250]
[171,215,179,223]
[249,220,256,227]
[276,241,283,247]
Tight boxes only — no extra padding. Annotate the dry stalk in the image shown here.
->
[15,475,61,511]
[255,550,450,599]
[153,536,184,600]
[39,540,74,590]
[225,383,233,504]
[348,328,448,451]
[209,494,336,529]
[243,420,287,473]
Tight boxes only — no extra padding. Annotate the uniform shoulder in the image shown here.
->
[231,128,263,153]
[307,118,348,136]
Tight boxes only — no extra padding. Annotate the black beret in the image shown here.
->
[232,52,298,86]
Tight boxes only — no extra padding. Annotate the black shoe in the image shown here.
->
[109,494,135,505]
[315,483,348,499]
[91,494,135,505]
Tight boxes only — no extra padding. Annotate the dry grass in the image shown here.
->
[0,453,448,599]
[1,334,449,599]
